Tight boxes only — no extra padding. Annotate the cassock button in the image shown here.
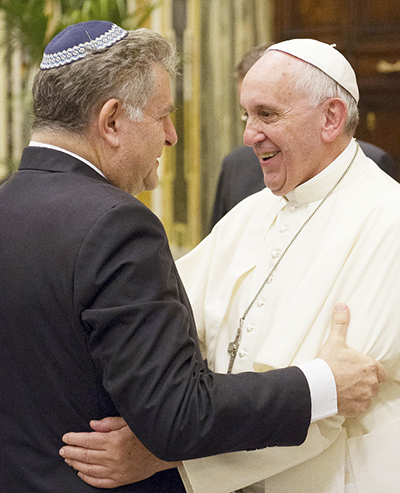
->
[239,350,247,358]
[289,205,297,213]
[257,299,265,307]
[280,225,288,233]
[267,278,273,284]
[246,324,255,333]
[272,250,281,259]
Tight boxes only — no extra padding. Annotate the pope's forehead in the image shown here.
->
[247,50,301,80]
[240,51,300,102]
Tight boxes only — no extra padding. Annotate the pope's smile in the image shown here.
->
[259,151,279,162]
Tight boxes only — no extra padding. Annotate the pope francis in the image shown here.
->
[176,39,400,493]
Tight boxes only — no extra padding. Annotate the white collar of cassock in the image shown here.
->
[284,138,358,205]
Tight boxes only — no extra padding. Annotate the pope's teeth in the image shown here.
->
[260,152,278,159]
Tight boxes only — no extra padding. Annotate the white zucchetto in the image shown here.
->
[266,38,359,102]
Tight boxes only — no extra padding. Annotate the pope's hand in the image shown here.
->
[318,302,387,417]
[59,417,181,488]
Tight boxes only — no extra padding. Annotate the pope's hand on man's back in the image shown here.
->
[318,303,387,417]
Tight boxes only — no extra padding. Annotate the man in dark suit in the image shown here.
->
[0,22,384,492]
[211,45,397,229]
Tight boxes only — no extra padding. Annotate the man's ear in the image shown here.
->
[98,98,123,148]
[321,98,348,143]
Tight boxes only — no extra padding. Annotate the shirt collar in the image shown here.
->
[284,139,358,205]
[29,141,108,180]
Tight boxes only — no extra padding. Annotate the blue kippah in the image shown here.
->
[40,20,128,70]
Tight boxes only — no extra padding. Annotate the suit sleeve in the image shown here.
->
[73,202,311,461]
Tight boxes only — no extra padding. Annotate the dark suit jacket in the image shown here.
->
[211,140,397,228]
[0,147,311,492]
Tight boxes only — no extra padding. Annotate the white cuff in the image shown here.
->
[296,358,337,422]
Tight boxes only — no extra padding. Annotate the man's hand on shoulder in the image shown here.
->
[318,303,387,417]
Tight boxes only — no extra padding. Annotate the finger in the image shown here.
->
[326,303,350,347]
[64,458,107,475]
[90,416,127,433]
[60,445,105,464]
[376,361,388,383]
[62,431,111,449]
[77,472,120,489]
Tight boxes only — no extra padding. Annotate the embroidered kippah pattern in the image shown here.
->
[40,24,128,70]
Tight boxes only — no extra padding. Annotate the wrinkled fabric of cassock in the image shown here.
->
[177,140,400,493]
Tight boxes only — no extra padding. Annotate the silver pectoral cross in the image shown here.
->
[227,318,244,374]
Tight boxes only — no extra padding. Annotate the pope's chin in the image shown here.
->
[261,163,287,196]
[265,184,287,196]
[262,169,292,196]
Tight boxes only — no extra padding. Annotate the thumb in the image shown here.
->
[90,416,128,432]
[326,303,350,348]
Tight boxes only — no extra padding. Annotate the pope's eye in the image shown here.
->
[260,111,271,118]
[241,113,248,122]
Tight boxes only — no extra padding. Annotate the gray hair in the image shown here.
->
[32,28,179,134]
[293,59,359,136]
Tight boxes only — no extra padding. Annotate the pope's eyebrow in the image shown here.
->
[239,104,276,114]
[254,104,276,114]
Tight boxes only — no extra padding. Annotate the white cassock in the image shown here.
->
[176,139,400,493]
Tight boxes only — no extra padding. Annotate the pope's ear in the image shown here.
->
[321,98,347,143]
[98,98,123,147]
